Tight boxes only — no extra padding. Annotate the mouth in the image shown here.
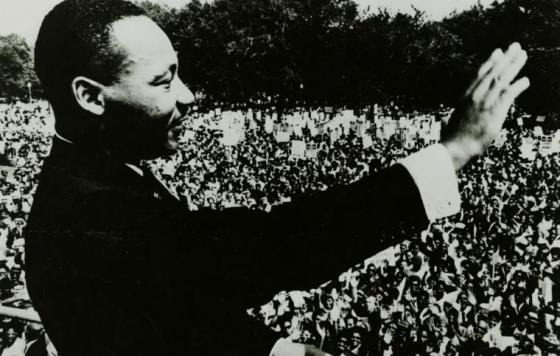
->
[168,112,189,136]
[170,124,183,134]
[169,115,186,129]
[166,113,189,148]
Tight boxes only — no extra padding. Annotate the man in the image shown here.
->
[24,0,529,355]
[1,326,25,356]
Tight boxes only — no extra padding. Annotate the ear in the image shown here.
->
[71,76,106,116]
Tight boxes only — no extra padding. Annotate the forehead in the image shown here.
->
[110,16,177,76]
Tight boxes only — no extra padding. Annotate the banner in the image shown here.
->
[402,131,416,149]
[341,109,354,119]
[0,165,15,180]
[382,120,397,140]
[305,143,318,159]
[276,123,291,142]
[291,140,306,158]
[520,137,536,161]
[276,131,290,143]
[534,126,543,137]
[539,134,556,156]
[350,122,366,136]
[362,135,373,148]
[221,130,244,146]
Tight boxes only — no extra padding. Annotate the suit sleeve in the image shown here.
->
[163,163,429,307]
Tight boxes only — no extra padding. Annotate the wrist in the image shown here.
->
[442,138,483,171]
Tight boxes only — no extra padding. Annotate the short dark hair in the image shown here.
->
[35,0,146,110]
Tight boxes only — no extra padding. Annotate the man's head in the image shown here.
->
[335,334,349,353]
[473,320,488,339]
[323,295,334,310]
[3,327,17,347]
[419,328,430,343]
[488,310,500,328]
[350,330,362,349]
[35,0,194,160]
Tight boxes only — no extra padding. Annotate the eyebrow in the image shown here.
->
[151,63,178,83]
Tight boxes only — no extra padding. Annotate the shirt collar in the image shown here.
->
[55,132,74,145]
[125,163,144,177]
[54,132,144,177]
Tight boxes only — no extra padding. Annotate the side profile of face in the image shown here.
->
[95,16,194,160]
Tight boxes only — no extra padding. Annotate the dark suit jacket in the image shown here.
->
[25,138,429,356]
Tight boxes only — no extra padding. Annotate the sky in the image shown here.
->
[0,0,499,45]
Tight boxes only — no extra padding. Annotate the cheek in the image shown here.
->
[147,100,175,119]
[147,89,177,116]
[120,85,175,119]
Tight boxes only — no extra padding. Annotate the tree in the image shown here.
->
[442,0,560,113]
[0,34,38,99]
[132,0,560,113]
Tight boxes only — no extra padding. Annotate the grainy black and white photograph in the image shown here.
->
[0,0,559,355]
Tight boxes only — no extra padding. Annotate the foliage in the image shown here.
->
[2,0,558,112]
[140,0,560,113]
[0,34,38,99]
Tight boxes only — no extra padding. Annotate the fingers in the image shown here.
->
[501,77,531,108]
[467,49,503,95]
[443,42,530,170]
[497,46,528,86]
[478,49,504,78]
[482,47,528,108]
[473,43,525,103]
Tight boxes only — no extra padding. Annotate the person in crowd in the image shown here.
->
[0,326,25,356]
[4,88,560,355]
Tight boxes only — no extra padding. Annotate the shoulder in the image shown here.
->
[28,151,152,230]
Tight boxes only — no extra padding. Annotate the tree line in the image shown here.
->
[142,0,560,114]
[0,0,559,114]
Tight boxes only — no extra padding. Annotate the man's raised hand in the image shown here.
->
[442,42,530,170]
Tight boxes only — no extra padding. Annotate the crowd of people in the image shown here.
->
[0,100,559,355]
[0,102,56,356]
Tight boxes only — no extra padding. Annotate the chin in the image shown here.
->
[136,143,176,161]
[160,140,179,156]
[143,132,180,159]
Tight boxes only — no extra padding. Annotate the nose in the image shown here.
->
[174,76,195,106]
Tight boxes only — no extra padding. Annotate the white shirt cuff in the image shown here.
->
[399,144,461,220]
[269,338,305,356]
[269,338,283,356]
